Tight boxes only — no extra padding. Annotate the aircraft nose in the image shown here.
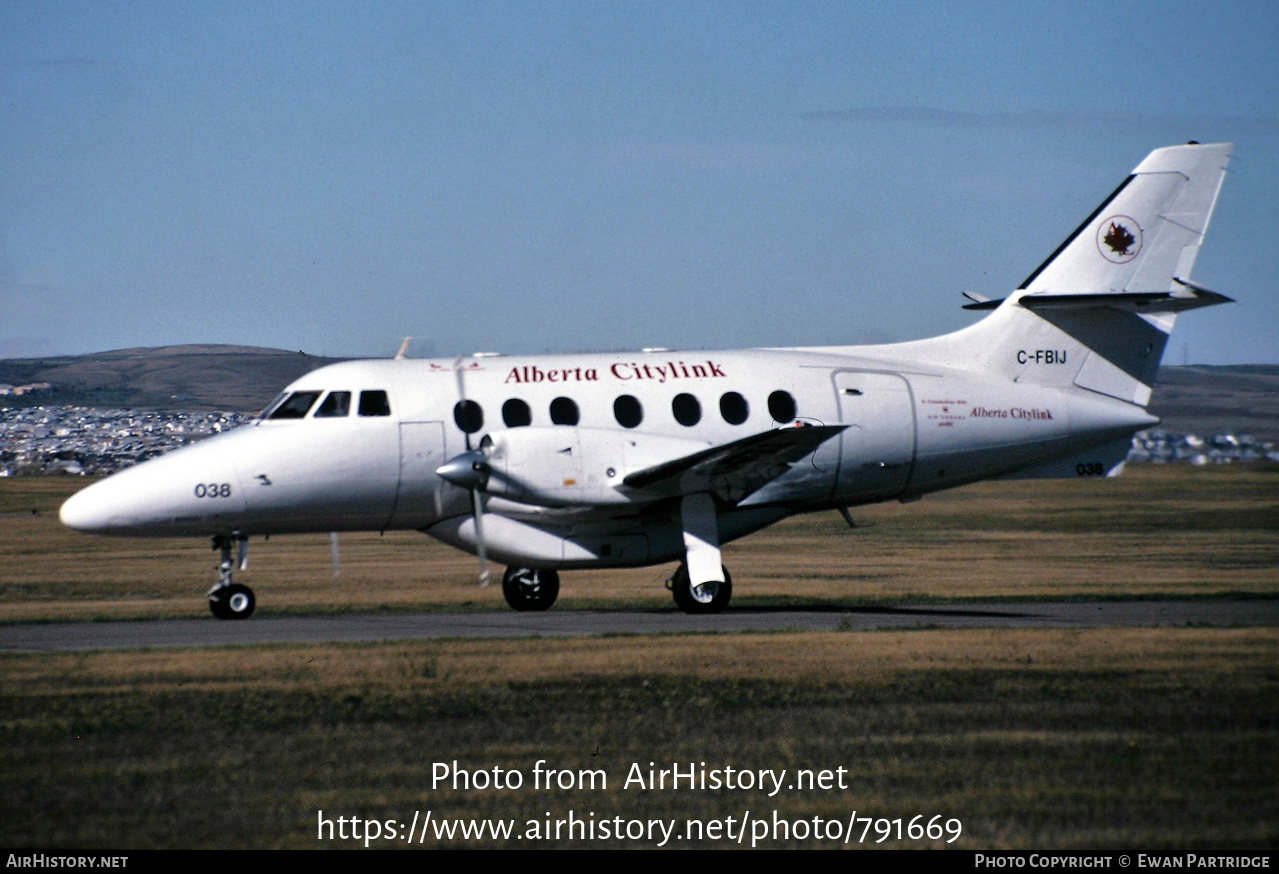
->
[59,458,184,534]
[59,482,118,532]
[58,429,253,536]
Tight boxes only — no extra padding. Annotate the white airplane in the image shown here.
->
[60,142,1234,619]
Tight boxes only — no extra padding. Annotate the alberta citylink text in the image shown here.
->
[317,809,962,847]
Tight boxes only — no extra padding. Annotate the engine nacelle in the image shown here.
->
[477,426,712,508]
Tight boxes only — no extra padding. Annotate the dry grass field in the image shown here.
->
[0,465,1275,849]
[1,629,1274,849]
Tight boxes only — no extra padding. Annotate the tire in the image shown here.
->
[208,589,231,619]
[502,567,560,612]
[210,584,255,620]
[669,563,732,614]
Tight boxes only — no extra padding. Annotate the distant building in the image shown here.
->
[1129,428,1279,466]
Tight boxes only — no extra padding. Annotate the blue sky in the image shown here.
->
[3,1,1277,363]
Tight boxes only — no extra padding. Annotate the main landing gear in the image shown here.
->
[502,566,560,612]
[668,562,732,614]
[207,534,255,620]
[668,492,732,613]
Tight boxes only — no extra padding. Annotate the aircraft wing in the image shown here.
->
[621,423,846,503]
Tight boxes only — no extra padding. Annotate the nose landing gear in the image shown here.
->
[207,534,255,619]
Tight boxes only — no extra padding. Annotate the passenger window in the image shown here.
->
[359,390,392,417]
[268,391,320,420]
[614,395,643,429]
[719,391,749,425]
[672,393,701,426]
[314,391,351,418]
[454,399,483,433]
[549,396,580,426]
[502,398,532,428]
[768,390,796,423]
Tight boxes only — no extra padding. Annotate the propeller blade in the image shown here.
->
[454,360,490,587]
[330,531,341,578]
[471,488,490,587]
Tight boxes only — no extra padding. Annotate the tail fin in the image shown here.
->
[1018,142,1232,298]
[891,142,1233,406]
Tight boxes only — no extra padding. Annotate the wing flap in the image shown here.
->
[622,423,845,502]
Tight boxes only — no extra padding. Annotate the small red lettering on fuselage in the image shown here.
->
[970,406,1054,420]
[923,398,969,427]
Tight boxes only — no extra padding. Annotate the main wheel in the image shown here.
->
[209,583,255,620]
[502,567,560,612]
[669,563,732,614]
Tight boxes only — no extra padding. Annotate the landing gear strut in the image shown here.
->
[671,492,731,613]
[668,562,732,614]
[207,534,255,620]
[502,566,560,611]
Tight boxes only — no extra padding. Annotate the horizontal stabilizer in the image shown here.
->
[1018,278,1233,314]
[963,299,1003,311]
[623,424,845,502]
[962,291,1003,311]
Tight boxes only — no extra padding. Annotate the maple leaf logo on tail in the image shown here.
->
[1095,215,1142,263]
[1103,222,1135,255]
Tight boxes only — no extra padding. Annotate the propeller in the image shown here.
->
[436,436,495,585]
[456,437,494,586]
[451,360,491,587]
[434,442,492,491]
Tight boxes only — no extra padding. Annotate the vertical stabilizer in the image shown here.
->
[877,143,1233,408]
[1018,142,1232,298]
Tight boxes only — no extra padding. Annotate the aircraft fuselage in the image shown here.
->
[59,345,1153,569]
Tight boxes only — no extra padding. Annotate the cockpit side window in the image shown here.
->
[359,390,392,417]
[268,391,321,419]
[258,391,291,420]
[314,391,352,418]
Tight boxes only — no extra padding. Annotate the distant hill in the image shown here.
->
[1146,365,1279,442]
[1,346,1275,440]
[0,345,346,413]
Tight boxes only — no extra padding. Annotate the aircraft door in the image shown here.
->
[389,421,456,529]
[834,371,916,501]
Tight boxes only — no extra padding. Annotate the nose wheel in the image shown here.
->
[207,534,255,620]
[209,583,255,619]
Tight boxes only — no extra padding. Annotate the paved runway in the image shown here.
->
[2,599,1275,652]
